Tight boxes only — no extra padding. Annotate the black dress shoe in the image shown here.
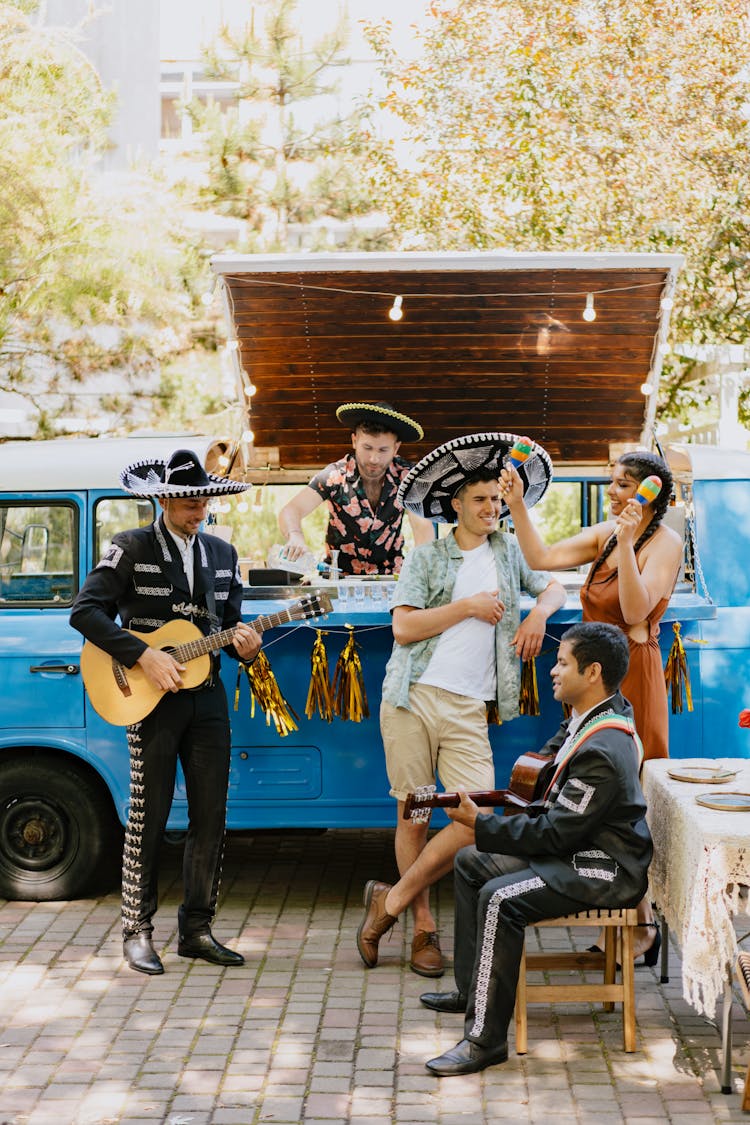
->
[425,1038,508,1077]
[420,990,467,1013]
[123,933,164,975]
[177,931,244,966]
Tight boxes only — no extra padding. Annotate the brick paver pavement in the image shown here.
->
[0,828,748,1124]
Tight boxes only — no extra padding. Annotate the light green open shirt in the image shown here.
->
[381,529,553,721]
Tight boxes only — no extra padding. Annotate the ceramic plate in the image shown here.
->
[668,766,737,784]
[695,792,750,811]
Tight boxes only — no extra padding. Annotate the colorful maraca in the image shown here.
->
[508,436,534,470]
[634,475,662,506]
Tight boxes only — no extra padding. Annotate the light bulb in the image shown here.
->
[200,290,214,306]
[640,382,653,396]
[252,487,263,513]
[582,293,596,322]
[246,382,257,397]
[388,295,404,321]
[236,499,249,512]
[241,429,254,443]
[217,454,230,469]
[660,296,674,312]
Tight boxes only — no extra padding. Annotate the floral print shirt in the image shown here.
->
[308,454,413,575]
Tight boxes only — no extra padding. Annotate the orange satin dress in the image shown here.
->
[580,555,670,761]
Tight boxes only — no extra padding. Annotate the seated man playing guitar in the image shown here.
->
[70,449,261,976]
[419,621,653,1076]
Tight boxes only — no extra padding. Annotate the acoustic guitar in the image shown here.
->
[403,751,554,822]
[80,592,332,726]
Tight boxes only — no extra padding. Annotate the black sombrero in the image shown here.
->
[120,448,251,498]
[397,432,552,523]
[335,401,423,443]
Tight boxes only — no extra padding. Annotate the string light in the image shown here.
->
[640,382,653,396]
[388,295,404,321]
[217,454,230,469]
[236,497,249,513]
[241,429,254,444]
[252,487,263,513]
[200,290,214,307]
[660,296,674,311]
[582,293,596,322]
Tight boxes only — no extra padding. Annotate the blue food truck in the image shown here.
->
[0,251,740,901]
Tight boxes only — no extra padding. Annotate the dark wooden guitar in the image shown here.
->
[81,592,332,726]
[402,751,554,822]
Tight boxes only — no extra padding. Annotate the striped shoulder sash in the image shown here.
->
[543,714,644,801]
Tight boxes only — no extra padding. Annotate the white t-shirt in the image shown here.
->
[418,540,497,700]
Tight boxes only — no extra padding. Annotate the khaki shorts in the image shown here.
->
[381,682,496,802]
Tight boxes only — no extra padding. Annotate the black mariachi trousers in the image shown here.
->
[453,846,587,1048]
[122,679,231,940]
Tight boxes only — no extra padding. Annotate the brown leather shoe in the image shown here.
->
[410,930,444,977]
[356,880,397,968]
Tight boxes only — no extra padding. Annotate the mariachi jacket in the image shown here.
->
[474,692,653,908]
[70,515,245,668]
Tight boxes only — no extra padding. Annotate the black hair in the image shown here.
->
[561,622,630,693]
[586,450,674,586]
[453,468,501,500]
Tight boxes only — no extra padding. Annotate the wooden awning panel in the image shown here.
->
[213,253,682,469]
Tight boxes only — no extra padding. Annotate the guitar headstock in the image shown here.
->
[289,592,333,621]
[403,783,436,823]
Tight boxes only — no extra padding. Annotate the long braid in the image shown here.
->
[585,452,673,588]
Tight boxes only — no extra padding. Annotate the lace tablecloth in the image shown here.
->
[642,759,750,1020]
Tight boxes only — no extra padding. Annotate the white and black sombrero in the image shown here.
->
[335,401,423,443]
[397,432,552,523]
[120,448,251,498]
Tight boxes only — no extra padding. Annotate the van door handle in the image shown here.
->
[29,664,80,674]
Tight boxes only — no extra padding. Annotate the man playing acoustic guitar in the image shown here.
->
[70,449,261,975]
[420,621,653,1076]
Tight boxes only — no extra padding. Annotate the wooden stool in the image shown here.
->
[735,952,750,1110]
[514,907,638,1053]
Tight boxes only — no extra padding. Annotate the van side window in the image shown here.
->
[94,497,154,559]
[0,503,76,606]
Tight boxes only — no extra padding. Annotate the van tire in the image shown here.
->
[0,753,122,901]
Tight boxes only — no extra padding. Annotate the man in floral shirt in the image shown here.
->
[278,401,434,575]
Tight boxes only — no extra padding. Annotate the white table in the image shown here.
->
[642,758,750,1092]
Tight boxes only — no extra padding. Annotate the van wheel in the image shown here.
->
[0,753,122,901]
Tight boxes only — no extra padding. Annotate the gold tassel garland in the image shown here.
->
[519,657,540,716]
[305,630,334,722]
[332,627,369,722]
[664,621,693,713]
[240,651,299,737]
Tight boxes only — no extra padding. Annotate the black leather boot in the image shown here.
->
[123,933,164,975]
[177,929,244,966]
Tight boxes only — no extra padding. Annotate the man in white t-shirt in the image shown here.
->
[355,433,566,978]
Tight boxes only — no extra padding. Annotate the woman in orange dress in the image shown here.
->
[501,450,683,961]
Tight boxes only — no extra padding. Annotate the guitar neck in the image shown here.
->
[169,607,299,664]
[403,788,528,819]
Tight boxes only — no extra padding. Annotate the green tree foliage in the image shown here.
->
[360,0,750,422]
[185,0,384,251]
[0,2,220,437]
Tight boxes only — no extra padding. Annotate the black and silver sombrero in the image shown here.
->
[335,401,423,443]
[120,448,251,498]
[397,432,552,523]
